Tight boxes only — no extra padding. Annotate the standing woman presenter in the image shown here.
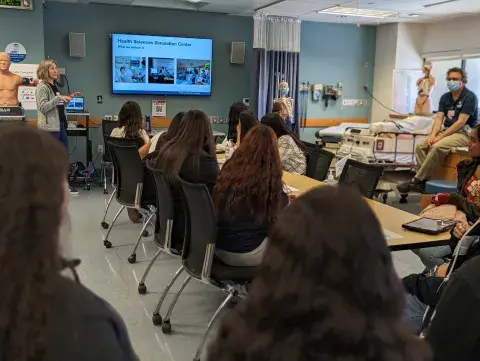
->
[36,59,82,195]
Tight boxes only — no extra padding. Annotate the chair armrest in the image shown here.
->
[134,183,143,210]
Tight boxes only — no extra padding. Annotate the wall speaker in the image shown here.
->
[230,42,245,64]
[69,32,86,58]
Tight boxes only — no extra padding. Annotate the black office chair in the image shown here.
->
[100,135,144,230]
[302,141,335,181]
[101,120,119,194]
[175,178,258,360]
[103,141,156,264]
[338,159,384,199]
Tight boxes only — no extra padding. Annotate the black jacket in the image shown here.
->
[1,274,138,361]
[426,256,480,361]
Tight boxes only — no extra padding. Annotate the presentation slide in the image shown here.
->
[111,33,212,96]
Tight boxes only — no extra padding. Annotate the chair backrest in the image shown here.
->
[178,178,217,279]
[338,159,384,199]
[146,161,177,252]
[107,139,144,207]
[302,141,335,181]
[102,120,119,162]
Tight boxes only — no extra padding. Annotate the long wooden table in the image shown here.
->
[282,172,450,251]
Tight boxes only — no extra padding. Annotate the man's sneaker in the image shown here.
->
[69,186,80,196]
[397,178,426,194]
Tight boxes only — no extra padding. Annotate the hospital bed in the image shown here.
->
[317,122,370,144]
[327,116,435,169]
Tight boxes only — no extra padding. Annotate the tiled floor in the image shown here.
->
[67,186,425,361]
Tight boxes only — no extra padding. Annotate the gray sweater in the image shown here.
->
[36,81,64,132]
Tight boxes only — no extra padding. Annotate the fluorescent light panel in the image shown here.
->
[317,6,398,19]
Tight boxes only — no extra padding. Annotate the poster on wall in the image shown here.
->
[5,42,27,63]
[152,100,166,117]
[10,63,38,110]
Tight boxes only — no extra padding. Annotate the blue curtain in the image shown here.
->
[251,49,300,134]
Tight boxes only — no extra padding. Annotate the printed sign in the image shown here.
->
[152,100,166,117]
[9,63,38,110]
[5,42,27,63]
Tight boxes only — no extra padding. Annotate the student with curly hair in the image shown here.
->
[213,125,288,267]
[207,186,430,361]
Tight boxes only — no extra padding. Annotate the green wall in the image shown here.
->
[0,3,44,119]
[298,22,376,142]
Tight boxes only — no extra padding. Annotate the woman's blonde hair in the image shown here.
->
[36,59,57,81]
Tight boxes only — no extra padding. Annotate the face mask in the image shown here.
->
[447,80,461,92]
[280,87,289,97]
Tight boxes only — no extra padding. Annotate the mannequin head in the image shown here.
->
[279,81,289,97]
[423,61,433,76]
[0,52,11,73]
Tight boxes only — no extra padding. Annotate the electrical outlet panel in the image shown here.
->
[342,99,370,107]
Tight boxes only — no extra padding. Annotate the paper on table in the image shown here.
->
[383,229,403,240]
[284,185,299,193]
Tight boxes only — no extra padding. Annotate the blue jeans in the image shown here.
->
[412,245,452,269]
[403,294,428,335]
[50,123,68,150]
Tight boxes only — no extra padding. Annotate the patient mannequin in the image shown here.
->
[0,52,24,107]
[414,61,435,116]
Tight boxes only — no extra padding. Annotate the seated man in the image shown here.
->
[403,221,480,335]
[398,67,478,193]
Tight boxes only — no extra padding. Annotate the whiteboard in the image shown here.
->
[393,69,423,114]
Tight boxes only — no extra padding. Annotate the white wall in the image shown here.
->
[422,15,480,56]
[396,23,424,70]
[372,24,398,122]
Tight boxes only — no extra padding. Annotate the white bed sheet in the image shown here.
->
[318,123,370,137]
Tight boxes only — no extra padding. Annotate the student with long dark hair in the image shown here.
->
[154,110,219,249]
[111,100,151,158]
[207,186,430,361]
[0,124,137,361]
[213,125,287,266]
[217,101,248,151]
[148,111,185,154]
[261,112,307,175]
[235,110,259,146]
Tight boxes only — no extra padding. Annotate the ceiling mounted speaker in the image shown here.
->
[231,42,245,64]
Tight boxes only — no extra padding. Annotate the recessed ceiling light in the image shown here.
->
[408,14,420,17]
[317,6,397,19]
[187,0,202,3]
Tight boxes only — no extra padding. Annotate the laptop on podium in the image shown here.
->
[66,97,85,114]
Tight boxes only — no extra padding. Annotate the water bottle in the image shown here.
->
[325,170,337,184]
[145,115,151,132]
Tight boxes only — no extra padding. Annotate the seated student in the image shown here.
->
[261,113,307,175]
[413,125,480,269]
[425,252,480,361]
[217,101,248,151]
[399,67,478,193]
[207,186,429,361]
[235,110,259,147]
[148,111,185,154]
[213,125,288,267]
[110,100,151,159]
[403,220,480,335]
[153,110,219,250]
[272,99,293,130]
[0,124,137,361]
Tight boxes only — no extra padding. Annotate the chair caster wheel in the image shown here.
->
[152,313,163,326]
[128,254,136,264]
[104,240,112,248]
[162,320,171,334]
[84,184,91,191]
[101,222,109,229]
[103,189,108,195]
[399,194,409,204]
[138,283,147,294]
[142,230,149,237]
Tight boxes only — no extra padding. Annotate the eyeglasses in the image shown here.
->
[447,77,462,81]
